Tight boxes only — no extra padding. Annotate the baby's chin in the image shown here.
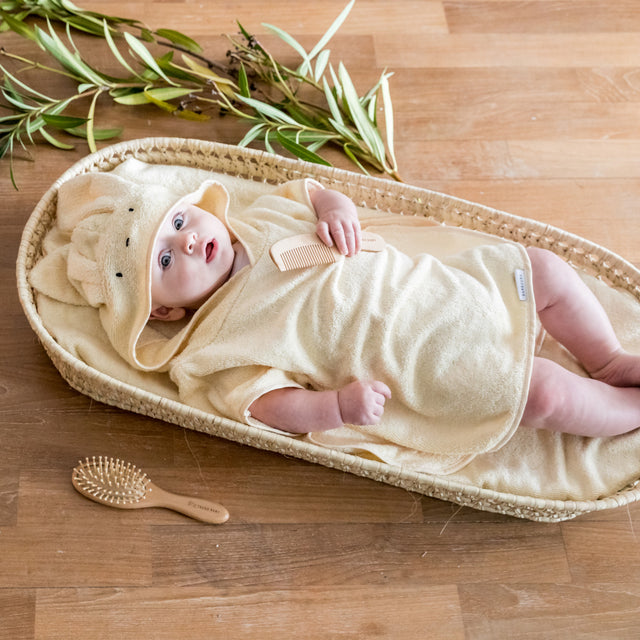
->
[187,274,232,310]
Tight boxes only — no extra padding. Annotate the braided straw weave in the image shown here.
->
[16,137,640,521]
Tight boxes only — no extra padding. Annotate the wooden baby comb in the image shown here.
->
[72,456,229,524]
[270,231,385,271]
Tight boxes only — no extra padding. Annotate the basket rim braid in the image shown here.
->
[16,136,640,522]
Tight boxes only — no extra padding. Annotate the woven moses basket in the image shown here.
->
[17,137,640,522]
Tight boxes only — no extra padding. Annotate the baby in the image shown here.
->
[148,178,640,440]
[38,159,640,469]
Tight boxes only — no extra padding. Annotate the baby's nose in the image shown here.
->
[183,232,197,254]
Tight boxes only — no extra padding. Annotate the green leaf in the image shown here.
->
[139,87,209,120]
[275,130,331,165]
[112,90,150,105]
[314,49,330,83]
[85,89,100,152]
[263,22,311,75]
[328,63,342,101]
[307,138,328,153]
[0,114,24,125]
[158,58,203,83]
[58,0,89,13]
[322,77,343,125]
[147,87,194,101]
[124,31,176,85]
[281,102,316,129]
[40,127,75,149]
[2,68,53,101]
[0,9,37,40]
[237,63,250,98]
[0,134,13,160]
[2,85,35,112]
[263,23,308,59]
[237,123,266,147]
[140,28,155,43]
[237,20,267,55]
[264,128,275,154]
[103,19,140,79]
[24,114,45,136]
[63,15,109,36]
[139,67,160,82]
[367,92,377,125]
[308,0,355,60]
[35,23,104,85]
[1,134,18,190]
[343,143,370,175]
[42,114,88,129]
[155,28,203,54]
[65,125,122,140]
[338,62,386,162]
[329,116,360,146]
[236,95,300,125]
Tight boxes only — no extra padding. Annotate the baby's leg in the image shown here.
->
[527,247,640,386]
[523,357,640,436]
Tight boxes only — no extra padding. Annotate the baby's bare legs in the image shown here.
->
[522,248,640,436]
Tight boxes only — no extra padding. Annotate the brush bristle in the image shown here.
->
[72,456,150,505]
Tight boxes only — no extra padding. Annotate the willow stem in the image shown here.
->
[0,47,83,82]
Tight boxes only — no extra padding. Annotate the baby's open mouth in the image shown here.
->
[206,240,216,263]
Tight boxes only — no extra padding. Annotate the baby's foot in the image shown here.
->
[590,350,640,387]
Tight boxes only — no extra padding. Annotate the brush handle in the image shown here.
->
[146,483,229,524]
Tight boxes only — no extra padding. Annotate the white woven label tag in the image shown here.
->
[514,269,528,301]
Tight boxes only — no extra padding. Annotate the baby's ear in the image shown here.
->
[149,305,186,322]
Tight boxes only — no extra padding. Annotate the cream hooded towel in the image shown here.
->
[31,160,537,474]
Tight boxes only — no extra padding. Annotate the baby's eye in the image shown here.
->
[159,250,173,270]
[173,214,184,231]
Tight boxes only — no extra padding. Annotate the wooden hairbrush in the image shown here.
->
[270,231,385,271]
[72,456,229,524]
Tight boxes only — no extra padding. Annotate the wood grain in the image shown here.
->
[3,1,640,638]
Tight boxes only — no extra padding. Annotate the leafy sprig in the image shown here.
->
[0,0,401,187]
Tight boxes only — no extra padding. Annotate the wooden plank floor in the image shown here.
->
[3,1,640,637]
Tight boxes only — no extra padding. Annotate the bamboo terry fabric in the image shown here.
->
[31,162,537,474]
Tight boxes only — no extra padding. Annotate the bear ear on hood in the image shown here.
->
[28,172,129,308]
[29,243,90,307]
[55,172,130,233]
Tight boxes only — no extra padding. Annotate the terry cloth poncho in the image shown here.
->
[33,160,537,474]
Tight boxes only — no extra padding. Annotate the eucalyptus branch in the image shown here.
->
[0,0,402,186]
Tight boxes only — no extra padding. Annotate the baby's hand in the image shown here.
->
[337,380,391,426]
[311,188,361,256]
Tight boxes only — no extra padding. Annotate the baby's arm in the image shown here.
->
[310,187,361,256]
[248,380,391,434]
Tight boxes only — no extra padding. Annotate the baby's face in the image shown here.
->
[150,202,235,313]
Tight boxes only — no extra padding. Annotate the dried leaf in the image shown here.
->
[380,72,397,172]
